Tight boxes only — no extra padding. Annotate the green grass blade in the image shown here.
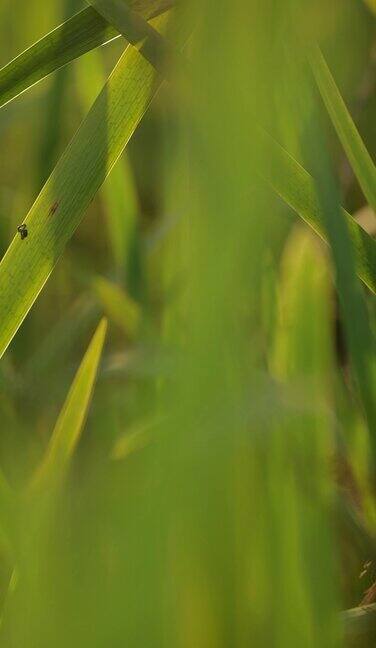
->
[30,318,107,490]
[100,157,140,279]
[270,227,339,643]
[75,48,139,278]
[272,227,333,381]
[259,129,376,295]
[88,0,178,75]
[0,15,168,359]
[0,0,172,110]
[35,0,78,188]
[310,45,376,215]
[304,121,376,444]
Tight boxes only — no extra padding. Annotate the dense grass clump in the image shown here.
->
[0,0,375,645]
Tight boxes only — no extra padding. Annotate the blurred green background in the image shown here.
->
[0,0,375,645]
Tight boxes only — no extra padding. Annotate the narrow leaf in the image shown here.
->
[0,0,173,110]
[88,0,180,75]
[272,227,333,382]
[0,14,168,359]
[75,48,139,277]
[303,121,376,446]
[259,129,376,295]
[30,318,107,490]
[310,45,376,216]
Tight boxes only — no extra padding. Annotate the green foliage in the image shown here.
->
[0,0,172,109]
[31,317,107,491]
[75,45,139,279]
[0,13,168,359]
[310,45,376,216]
[0,0,375,646]
[259,129,376,294]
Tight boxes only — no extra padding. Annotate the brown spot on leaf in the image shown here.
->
[49,201,59,216]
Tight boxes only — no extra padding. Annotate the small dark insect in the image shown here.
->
[17,224,28,240]
[49,201,59,216]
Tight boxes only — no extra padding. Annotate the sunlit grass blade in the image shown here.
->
[305,120,376,446]
[76,48,139,278]
[101,159,140,280]
[272,227,333,381]
[30,318,107,491]
[88,0,180,75]
[262,120,376,439]
[259,129,376,295]
[0,14,168,360]
[0,0,172,110]
[310,45,376,216]
[271,227,339,645]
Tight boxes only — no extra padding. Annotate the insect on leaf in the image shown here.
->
[0,13,169,359]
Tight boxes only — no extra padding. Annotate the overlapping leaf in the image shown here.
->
[0,14,169,358]
[310,45,376,216]
[0,0,173,109]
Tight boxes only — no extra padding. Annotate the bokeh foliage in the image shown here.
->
[0,0,375,645]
